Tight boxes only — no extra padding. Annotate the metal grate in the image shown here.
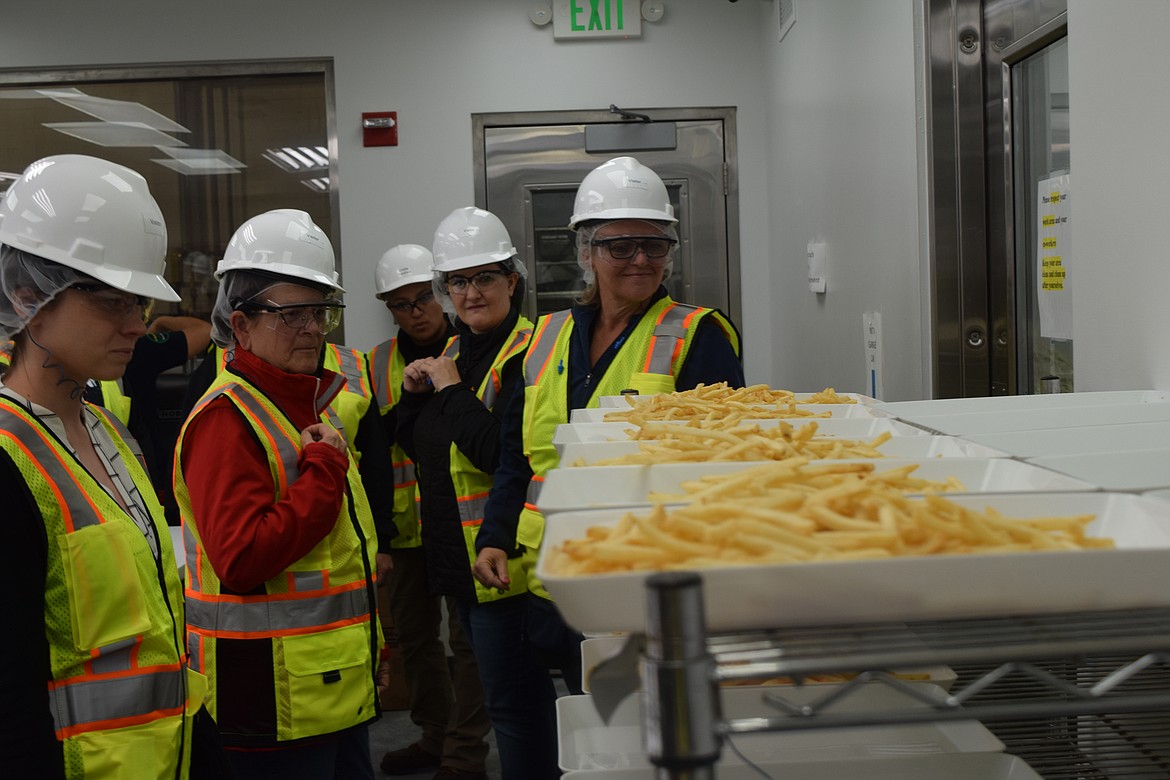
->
[951,659,1170,779]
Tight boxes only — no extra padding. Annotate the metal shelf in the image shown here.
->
[640,572,1170,778]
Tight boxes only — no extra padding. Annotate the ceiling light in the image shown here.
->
[44,121,187,148]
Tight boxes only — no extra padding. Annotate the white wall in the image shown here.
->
[0,0,775,383]
[759,0,925,400]
[1067,0,1170,390]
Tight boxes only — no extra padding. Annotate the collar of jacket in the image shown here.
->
[227,345,344,430]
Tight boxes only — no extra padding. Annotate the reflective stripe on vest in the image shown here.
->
[524,474,544,510]
[49,663,184,734]
[369,339,399,410]
[325,344,371,398]
[523,310,572,388]
[456,492,489,526]
[185,582,373,637]
[394,459,416,490]
[643,304,702,375]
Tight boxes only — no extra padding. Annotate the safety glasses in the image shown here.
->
[70,283,154,323]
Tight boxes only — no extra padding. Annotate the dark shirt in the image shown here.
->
[478,288,744,553]
[395,309,523,601]
[376,321,457,451]
[0,454,66,778]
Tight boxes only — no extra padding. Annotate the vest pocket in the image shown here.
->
[58,522,152,651]
[280,623,373,740]
[626,372,677,396]
[71,716,181,780]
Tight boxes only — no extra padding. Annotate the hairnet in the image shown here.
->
[0,244,92,341]
[574,220,678,306]
[431,255,528,317]
[210,269,342,348]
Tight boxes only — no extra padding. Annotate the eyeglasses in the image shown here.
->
[248,299,345,335]
[590,236,677,264]
[443,270,511,296]
[387,290,435,315]
[71,283,153,322]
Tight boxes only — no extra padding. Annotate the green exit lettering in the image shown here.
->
[571,0,625,31]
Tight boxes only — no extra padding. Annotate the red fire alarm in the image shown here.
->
[362,112,398,147]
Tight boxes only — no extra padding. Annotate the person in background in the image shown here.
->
[369,244,494,779]
[83,314,211,524]
[173,209,382,779]
[395,208,534,780]
[473,156,745,778]
[0,154,207,778]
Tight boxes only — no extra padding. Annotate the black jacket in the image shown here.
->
[395,308,524,602]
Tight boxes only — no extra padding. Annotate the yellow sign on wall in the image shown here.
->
[553,0,642,39]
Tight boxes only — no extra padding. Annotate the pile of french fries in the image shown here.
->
[546,459,1111,576]
[602,382,856,424]
[574,419,892,466]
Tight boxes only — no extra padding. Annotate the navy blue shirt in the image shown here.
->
[478,288,743,553]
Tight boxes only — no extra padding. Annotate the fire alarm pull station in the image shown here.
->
[362,112,398,147]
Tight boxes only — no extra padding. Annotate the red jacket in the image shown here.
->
[180,346,351,593]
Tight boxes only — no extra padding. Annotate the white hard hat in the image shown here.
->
[568,156,676,230]
[375,243,434,298]
[432,207,516,273]
[0,154,179,301]
[216,209,343,292]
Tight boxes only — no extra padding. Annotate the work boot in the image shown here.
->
[379,742,441,775]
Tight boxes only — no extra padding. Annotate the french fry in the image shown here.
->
[547,460,1111,575]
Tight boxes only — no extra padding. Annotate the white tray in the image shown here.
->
[873,390,1170,418]
[553,417,928,449]
[537,492,1170,633]
[893,403,1170,435]
[579,634,957,694]
[562,753,1041,779]
[1026,448,1170,492]
[558,435,1011,466]
[570,403,879,423]
[597,391,879,409]
[962,421,1170,458]
[537,459,1095,514]
[557,684,1004,771]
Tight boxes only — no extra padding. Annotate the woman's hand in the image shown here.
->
[403,356,462,393]
[300,422,346,453]
[472,547,511,591]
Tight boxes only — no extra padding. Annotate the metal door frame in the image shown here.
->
[471,107,741,325]
[922,0,1066,397]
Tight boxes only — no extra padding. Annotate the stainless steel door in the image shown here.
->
[473,108,740,324]
[924,0,1067,397]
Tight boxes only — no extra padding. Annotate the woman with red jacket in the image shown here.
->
[174,209,382,779]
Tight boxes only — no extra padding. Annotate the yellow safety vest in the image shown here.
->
[368,338,422,548]
[519,299,737,596]
[173,372,382,743]
[0,398,201,779]
[442,319,534,603]
[321,343,373,455]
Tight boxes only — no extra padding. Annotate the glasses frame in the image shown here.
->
[590,235,678,265]
[443,269,512,296]
[244,299,345,335]
[386,290,436,315]
[70,283,154,323]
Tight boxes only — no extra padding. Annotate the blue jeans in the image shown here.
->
[224,724,374,780]
[457,593,583,780]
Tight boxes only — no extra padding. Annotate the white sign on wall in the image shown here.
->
[1037,173,1072,340]
[553,0,642,39]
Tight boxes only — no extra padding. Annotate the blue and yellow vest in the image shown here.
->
[519,298,738,595]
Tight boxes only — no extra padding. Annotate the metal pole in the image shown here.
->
[643,572,721,779]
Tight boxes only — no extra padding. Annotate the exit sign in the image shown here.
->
[553,0,642,39]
